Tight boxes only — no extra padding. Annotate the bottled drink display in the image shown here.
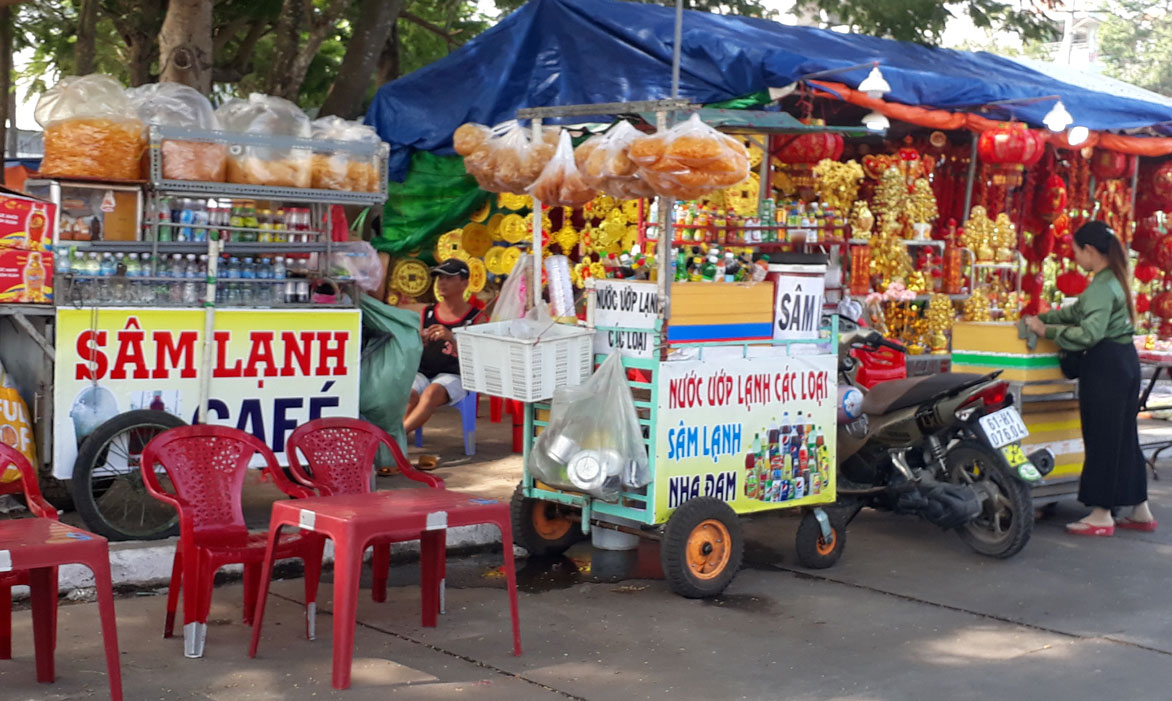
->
[744,412,829,503]
[147,198,322,244]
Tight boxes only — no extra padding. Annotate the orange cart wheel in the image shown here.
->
[660,497,743,598]
[510,483,584,556]
[795,509,846,570]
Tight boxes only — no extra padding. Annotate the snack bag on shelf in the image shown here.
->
[527,352,650,501]
[128,82,226,182]
[216,94,312,188]
[527,130,596,207]
[629,112,749,200]
[35,74,145,180]
[310,116,384,192]
[457,120,557,194]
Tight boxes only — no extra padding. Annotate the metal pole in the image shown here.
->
[670,0,683,99]
[961,133,979,222]
[531,118,544,310]
[655,111,673,358]
[1129,158,1141,242]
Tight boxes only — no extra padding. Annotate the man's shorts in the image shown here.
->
[413,372,467,406]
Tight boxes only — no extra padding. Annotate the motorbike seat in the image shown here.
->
[861,373,988,415]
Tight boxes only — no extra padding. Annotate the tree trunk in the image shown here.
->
[126,34,156,87]
[266,0,305,98]
[158,0,214,93]
[266,0,352,101]
[0,6,10,166]
[75,0,99,75]
[377,22,401,86]
[319,0,404,119]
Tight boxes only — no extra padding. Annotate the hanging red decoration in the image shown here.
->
[1152,161,1172,204]
[1056,269,1089,297]
[1137,293,1151,315]
[1090,149,1134,181]
[1022,271,1045,297]
[1055,232,1074,260]
[1155,235,1172,270]
[1136,261,1161,284]
[1134,214,1164,257]
[1154,291,1172,319]
[1036,174,1068,223]
[1022,297,1049,317]
[771,122,844,164]
[977,123,1045,187]
[1160,321,1172,338]
[1032,227,1055,261]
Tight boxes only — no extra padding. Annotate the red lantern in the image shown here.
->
[1134,214,1163,257]
[1152,161,1172,203]
[1022,271,1045,297]
[978,123,1046,167]
[1136,261,1160,284]
[1056,269,1088,297]
[1090,149,1134,181]
[1032,228,1055,261]
[1137,293,1151,314]
[1036,174,1068,223]
[1055,233,1074,260]
[1160,321,1172,338]
[1156,235,1172,270]
[772,121,844,164]
[1154,291,1172,319]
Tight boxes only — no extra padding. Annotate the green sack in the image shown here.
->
[358,295,422,458]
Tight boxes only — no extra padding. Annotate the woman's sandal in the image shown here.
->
[376,465,400,477]
[1116,517,1158,532]
[416,455,440,471]
[1065,521,1114,537]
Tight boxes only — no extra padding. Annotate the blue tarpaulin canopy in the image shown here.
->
[368,0,1172,182]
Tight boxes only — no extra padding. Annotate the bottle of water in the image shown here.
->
[227,257,241,279]
[257,257,273,280]
[273,257,286,280]
[56,245,72,274]
[182,280,198,305]
[170,254,183,277]
[185,254,199,278]
[199,255,209,278]
[126,252,142,277]
[85,252,100,275]
[242,257,256,280]
[100,253,116,277]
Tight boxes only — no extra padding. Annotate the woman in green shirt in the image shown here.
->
[1024,221,1154,536]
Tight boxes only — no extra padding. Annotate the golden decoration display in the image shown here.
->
[385,290,400,306]
[924,293,954,354]
[993,212,1016,263]
[621,199,642,222]
[500,213,528,244]
[906,270,928,294]
[391,258,431,297]
[868,233,913,285]
[466,257,487,293]
[589,195,616,218]
[469,200,491,223]
[962,206,996,262]
[746,139,764,168]
[554,224,580,251]
[1002,292,1022,321]
[723,173,760,218]
[907,178,939,227]
[461,223,493,258]
[486,213,505,241]
[485,246,507,275]
[500,246,522,275]
[521,212,554,237]
[873,167,909,234]
[434,229,464,262]
[963,288,993,322]
[813,159,864,211]
[497,192,530,211]
[850,201,875,240]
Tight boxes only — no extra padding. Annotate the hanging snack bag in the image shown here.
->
[456,121,557,194]
[310,116,384,192]
[128,82,226,182]
[629,112,750,200]
[217,94,313,188]
[528,130,596,206]
[35,74,145,181]
[575,120,658,200]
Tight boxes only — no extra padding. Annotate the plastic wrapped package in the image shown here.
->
[629,113,750,199]
[216,94,312,188]
[528,353,650,501]
[458,121,557,194]
[330,241,383,292]
[128,83,225,181]
[310,116,384,192]
[527,130,596,206]
[575,121,657,200]
[454,123,492,156]
[35,74,145,180]
[490,252,532,322]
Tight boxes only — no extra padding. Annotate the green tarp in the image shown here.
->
[358,295,423,456]
[376,151,488,258]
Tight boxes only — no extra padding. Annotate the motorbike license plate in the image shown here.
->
[979,407,1029,448]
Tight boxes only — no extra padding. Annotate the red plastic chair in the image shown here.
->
[0,444,123,700]
[140,425,322,658]
[285,418,445,604]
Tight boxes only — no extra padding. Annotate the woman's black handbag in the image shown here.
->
[1059,349,1084,379]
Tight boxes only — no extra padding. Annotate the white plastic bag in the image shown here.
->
[629,112,749,200]
[527,353,650,501]
[35,74,144,180]
[311,116,384,192]
[330,241,383,292]
[217,93,312,188]
[128,82,225,181]
[490,252,532,322]
[459,121,557,194]
[528,130,596,206]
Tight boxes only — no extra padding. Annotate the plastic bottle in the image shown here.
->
[191,200,208,243]
[750,254,770,284]
[57,245,72,274]
[126,252,141,278]
[273,256,287,280]
[99,252,116,277]
[723,251,738,282]
[226,257,241,279]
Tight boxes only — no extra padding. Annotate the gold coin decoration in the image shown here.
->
[621,199,642,222]
[461,223,493,258]
[723,172,759,217]
[589,195,616,218]
[501,213,527,244]
[522,212,554,236]
[500,246,522,275]
[486,213,505,241]
[434,229,463,262]
[594,208,627,246]
[391,258,431,297]
[433,278,473,302]
[469,200,491,223]
[485,246,507,275]
[385,290,400,306]
[746,139,764,168]
[554,225,580,251]
[498,192,530,211]
[466,257,487,293]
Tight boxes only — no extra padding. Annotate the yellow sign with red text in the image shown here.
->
[53,307,361,478]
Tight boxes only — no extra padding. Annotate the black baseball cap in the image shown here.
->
[432,258,470,278]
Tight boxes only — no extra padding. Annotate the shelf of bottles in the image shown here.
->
[644,199,852,249]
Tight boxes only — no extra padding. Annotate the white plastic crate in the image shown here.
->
[454,320,594,402]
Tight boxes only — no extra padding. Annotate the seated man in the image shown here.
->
[403,258,481,436]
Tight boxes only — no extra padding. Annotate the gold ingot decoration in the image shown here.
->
[484,246,507,275]
[963,288,992,322]
[594,208,627,247]
[993,212,1016,263]
[487,213,506,241]
[391,258,431,297]
[434,229,464,262]
[962,206,995,263]
[469,199,491,223]
[621,199,642,222]
[500,246,522,275]
[850,201,875,240]
[924,293,954,354]
[466,257,487,293]
[590,195,616,218]
[501,213,528,244]
[498,192,530,211]
[433,278,473,302]
[461,223,493,258]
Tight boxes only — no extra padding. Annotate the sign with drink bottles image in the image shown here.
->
[654,354,837,521]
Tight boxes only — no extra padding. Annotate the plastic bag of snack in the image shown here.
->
[35,74,145,180]
[453,123,492,156]
[216,94,312,188]
[310,116,384,192]
[527,130,596,207]
[459,121,557,194]
[575,121,663,201]
[127,82,226,182]
[630,113,750,199]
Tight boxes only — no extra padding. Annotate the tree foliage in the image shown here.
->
[793,0,1061,45]
[1098,0,1172,97]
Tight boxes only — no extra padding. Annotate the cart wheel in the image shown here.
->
[795,510,846,569]
[660,497,743,599]
[510,483,584,556]
[72,410,185,541]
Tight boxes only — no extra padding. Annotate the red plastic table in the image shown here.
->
[248,490,521,690]
[0,518,123,701]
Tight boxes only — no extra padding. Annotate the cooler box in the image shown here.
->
[950,322,1069,396]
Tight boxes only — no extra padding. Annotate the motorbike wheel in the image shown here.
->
[660,497,743,599]
[510,483,584,556]
[795,509,846,569]
[947,440,1033,558]
[72,410,185,541]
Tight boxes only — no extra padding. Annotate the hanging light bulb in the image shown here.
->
[1067,125,1089,146]
[862,110,889,132]
[1043,100,1074,132]
[858,66,891,99]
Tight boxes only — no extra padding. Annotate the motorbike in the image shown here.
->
[815,316,1054,565]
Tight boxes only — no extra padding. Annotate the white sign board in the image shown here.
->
[773,266,826,342]
[591,279,658,359]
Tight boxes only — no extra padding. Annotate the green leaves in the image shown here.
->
[792,0,1058,45]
